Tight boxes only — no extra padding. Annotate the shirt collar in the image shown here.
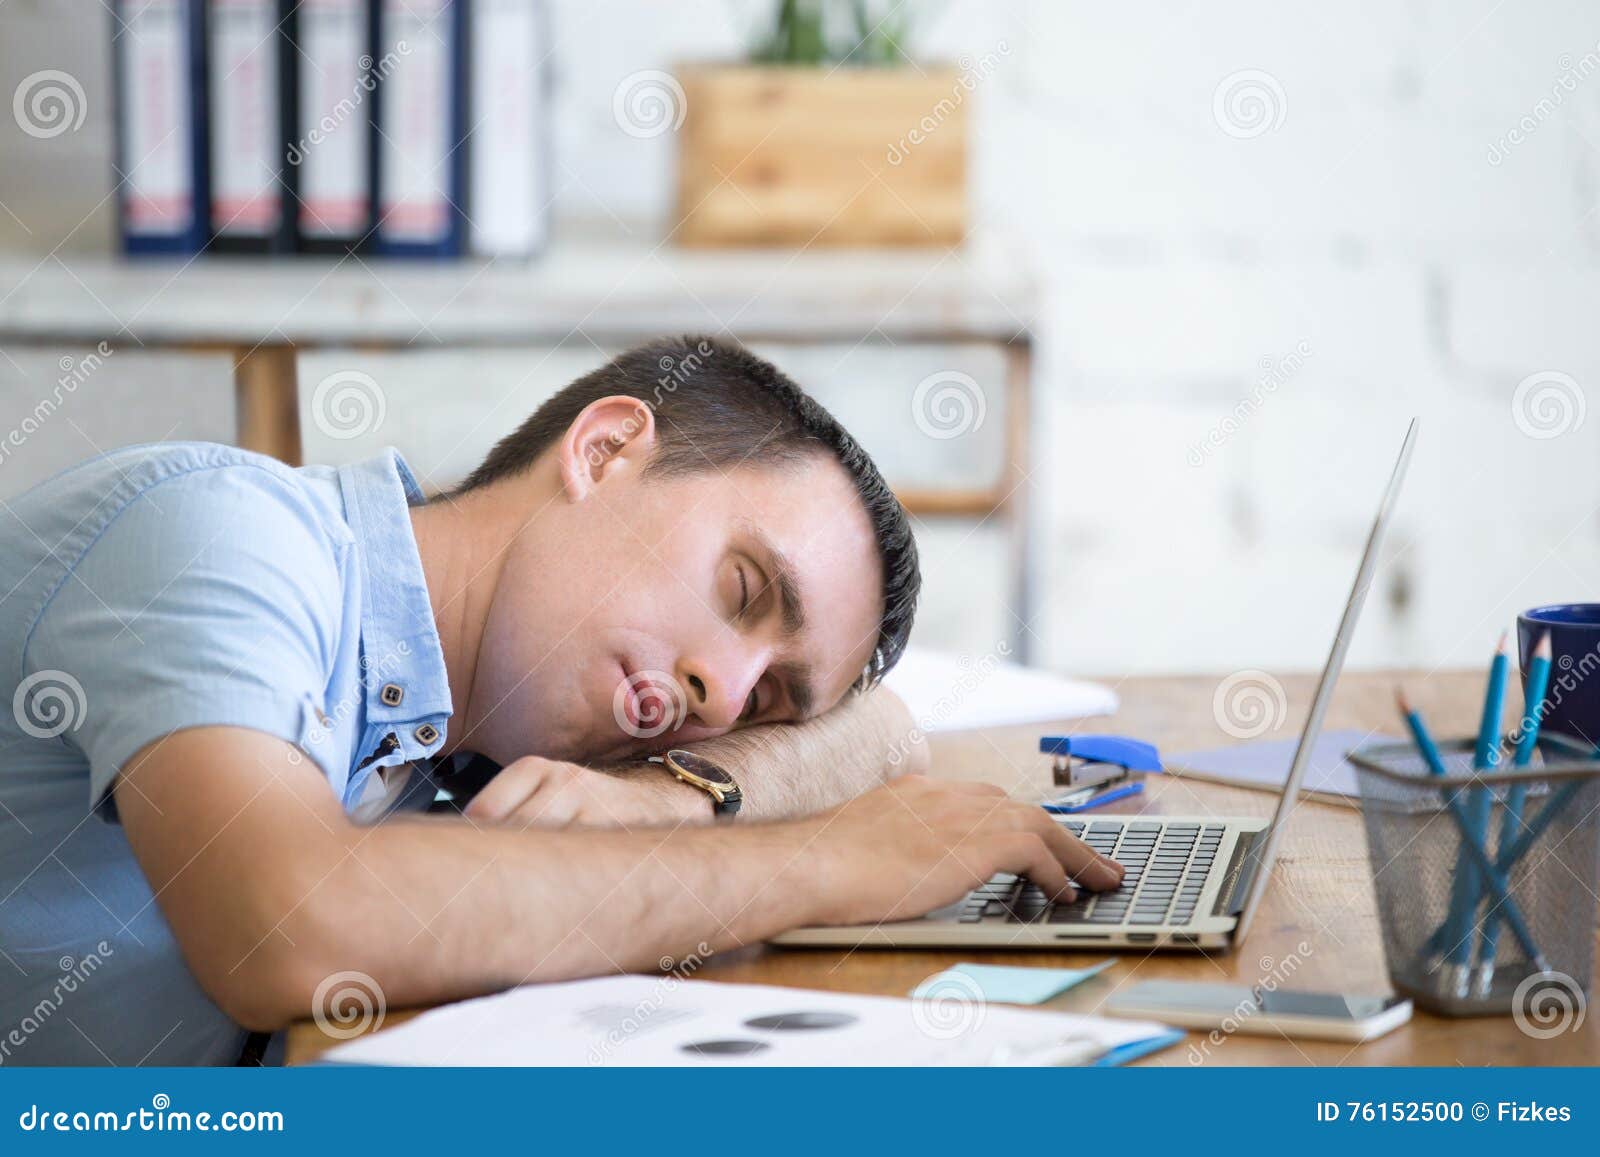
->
[336,450,452,752]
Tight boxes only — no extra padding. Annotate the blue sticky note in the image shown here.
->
[912,960,1115,1006]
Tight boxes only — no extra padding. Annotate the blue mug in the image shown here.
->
[1518,604,1600,750]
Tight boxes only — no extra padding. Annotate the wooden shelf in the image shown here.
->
[0,233,1035,346]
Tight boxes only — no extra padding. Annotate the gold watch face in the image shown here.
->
[665,749,735,789]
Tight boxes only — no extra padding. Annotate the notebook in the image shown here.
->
[1165,729,1396,808]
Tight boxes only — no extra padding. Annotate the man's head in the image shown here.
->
[450,335,919,766]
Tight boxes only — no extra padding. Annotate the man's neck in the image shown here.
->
[409,487,519,755]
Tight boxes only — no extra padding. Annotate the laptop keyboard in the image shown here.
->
[954,820,1226,927]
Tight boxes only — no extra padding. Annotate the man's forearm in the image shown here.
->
[635,687,925,820]
[117,728,832,1029]
[308,814,822,1012]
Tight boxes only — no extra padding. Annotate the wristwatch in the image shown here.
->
[660,749,743,819]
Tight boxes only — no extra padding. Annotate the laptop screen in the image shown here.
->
[1231,418,1418,943]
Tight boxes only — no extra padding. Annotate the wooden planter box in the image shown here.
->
[673,65,967,247]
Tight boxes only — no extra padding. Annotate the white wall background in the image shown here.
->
[2,0,1597,675]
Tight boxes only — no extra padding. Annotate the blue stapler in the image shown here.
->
[1039,734,1162,813]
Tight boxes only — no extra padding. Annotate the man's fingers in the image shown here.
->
[1029,811,1123,890]
[464,761,543,821]
[1006,834,1076,901]
[512,788,577,829]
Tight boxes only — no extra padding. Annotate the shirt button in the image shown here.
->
[380,683,404,707]
[415,723,440,746]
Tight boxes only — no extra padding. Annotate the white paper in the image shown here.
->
[322,976,1172,1067]
[883,648,1119,733]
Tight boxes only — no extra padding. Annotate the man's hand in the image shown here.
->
[464,756,709,829]
[797,775,1125,925]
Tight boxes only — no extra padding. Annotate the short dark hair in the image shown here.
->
[459,335,919,684]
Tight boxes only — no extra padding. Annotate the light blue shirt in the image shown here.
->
[0,443,451,1065]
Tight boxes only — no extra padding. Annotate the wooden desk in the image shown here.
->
[287,670,1600,1066]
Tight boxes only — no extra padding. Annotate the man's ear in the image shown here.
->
[557,395,658,500]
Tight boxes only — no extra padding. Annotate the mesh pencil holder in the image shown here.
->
[1348,734,1600,1017]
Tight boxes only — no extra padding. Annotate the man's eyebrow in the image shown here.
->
[743,523,806,637]
[772,660,815,721]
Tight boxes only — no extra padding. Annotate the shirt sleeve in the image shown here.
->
[22,462,351,811]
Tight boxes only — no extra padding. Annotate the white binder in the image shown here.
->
[375,0,465,255]
[207,0,285,244]
[469,0,551,258]
[295,0,372,245]
[115,0,207,253]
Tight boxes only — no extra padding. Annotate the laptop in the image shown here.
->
[775,418,1418,953]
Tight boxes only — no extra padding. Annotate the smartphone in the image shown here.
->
[1106,980,1412,1043]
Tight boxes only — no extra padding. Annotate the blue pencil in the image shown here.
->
[1396,689,1548,977]
[1494,776,1588,870]
[1434,634,1509,990]
[1474,632,1512,771]
[1475,632,1551,991]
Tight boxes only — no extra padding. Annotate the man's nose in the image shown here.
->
[678,646,764,732]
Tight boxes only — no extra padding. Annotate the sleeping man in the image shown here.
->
[0,336,1119,1064]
